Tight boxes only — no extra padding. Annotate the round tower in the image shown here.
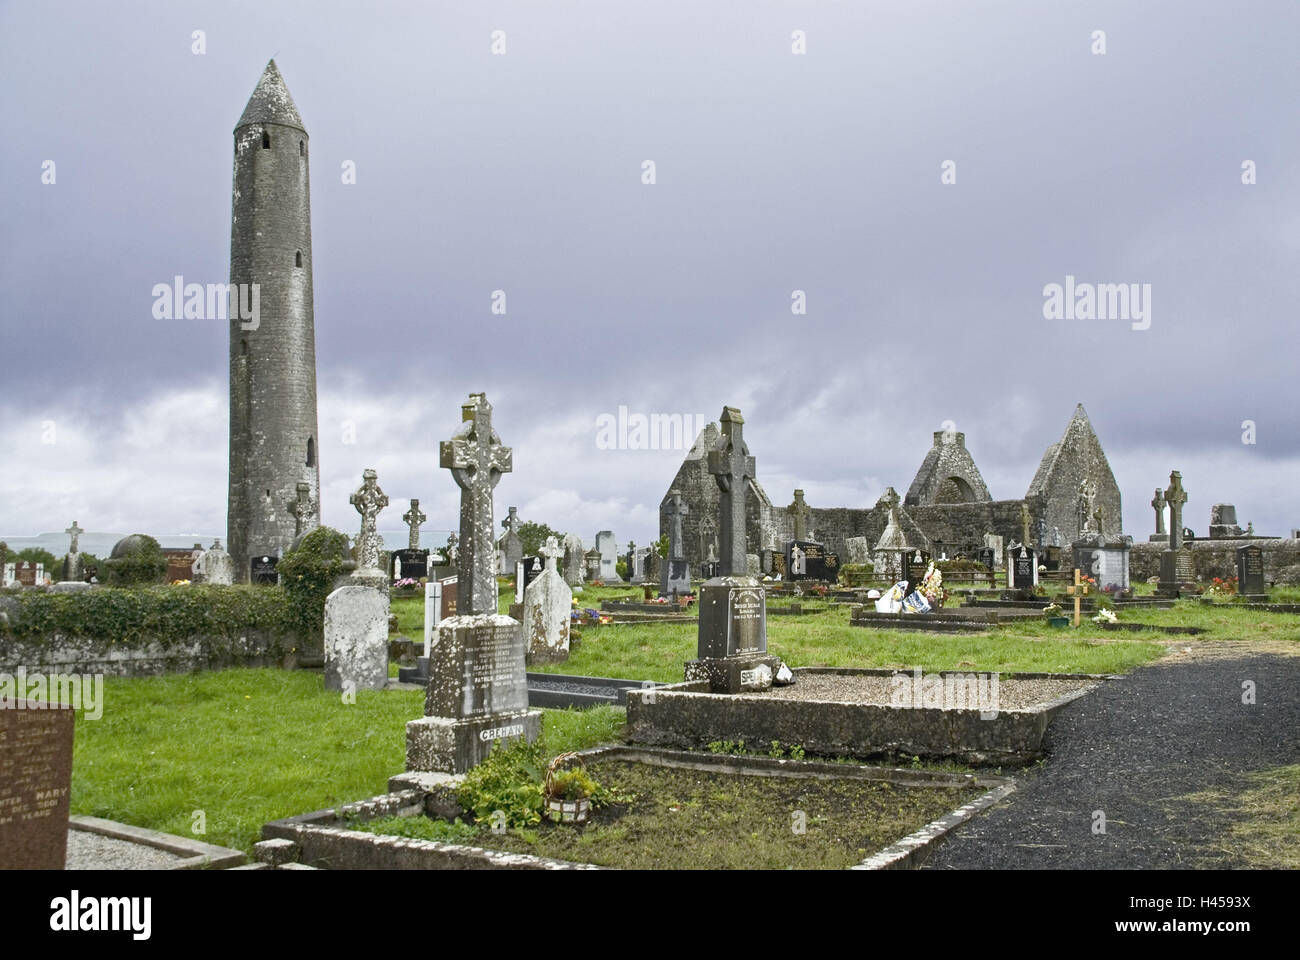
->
[227,60,321,582]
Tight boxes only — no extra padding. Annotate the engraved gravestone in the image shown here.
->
[407,393,540,775]
[0,702,75,869]
[522,536,571,664]
[562,533,585,588]
[687,577,779,693]
[1008,545,1037,589]
[513,555,542,603]
[660,490,692,596]
[595,530,623,582]
[500,506,523,572]
[1236,544,1265,596]
[251,556,278,584]
[1159,470,1195,595]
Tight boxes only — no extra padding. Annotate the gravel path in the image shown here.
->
[923,648,1300,868]
[66,830,186,870]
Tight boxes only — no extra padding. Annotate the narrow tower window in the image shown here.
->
[295,251,303,267]
[306,437,315,467]
[240,339,248,355]
[299,140,305,156]
[262,130,270,149]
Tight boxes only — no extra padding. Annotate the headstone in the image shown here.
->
[199,539,234,585]
[976,546,996,571]
[349,468,390,585]
[323,584,390,692]
[1007,545,1037,590]
[785,540,837,581]
[0,702,75,869]
[403,498,428,550]
[407,393,539,775]
[423,579,443,650]
[788,489,811,542]
[707,407,756,576]
[63,521,85,583]
[844,536,870,565]
[660,489,691,596]
[514,555,543,603]
[393,548,429,581]
[440,393,512,616]
[905,549,931,593]
[250,555,279,584]
[522,537,571,663]
[626,540,642,583]
[1149,488,1168,543]
[165,545,202,583]
[500,506,523,572]
[686,578,780,693]
[745,553,761,578]
[14,562,40,587]
[439,575,459,620]
[3,563,15,587]
[562,533,585,587]
[595,531,623,582]
[290,482,317,539]
[1159,470,1194,594]
[1236,544,1266,596]
[584,548,602,582]
[1073,539,1132,593]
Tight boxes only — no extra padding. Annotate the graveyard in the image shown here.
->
[3,11,1298,938]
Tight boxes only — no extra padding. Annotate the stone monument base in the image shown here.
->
[405,710,543,775]
[1157,548,1196,596]
[685,655,782,694]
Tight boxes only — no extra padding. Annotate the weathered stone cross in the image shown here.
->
[707,406,756,576]
[440,392,513,616]
[789,489,810,542]
[1165,471,1188,550]
[290,483,316,538]
[403,498,426,550]
[1151,488,1166,536]
[349,469,388,572]
[540,535,562,573]
[504,506,519,536]
[65,521,84,554]
[666,490,689,560]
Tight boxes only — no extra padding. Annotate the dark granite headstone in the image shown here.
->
[785,540,838,581]
[905,549,931,592]
[513,556,542,603]
[250,555,279,584]
[976,547,995,571]
[439,575,459,619]
[1236,545,1265,596]
[686,577,780,693]
[1011,547,1037,589]
[393,548,429,579]
[0,702,75,869]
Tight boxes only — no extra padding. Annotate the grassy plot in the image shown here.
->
[1178,764,1300,869]
[362,758,984,870]
[525,607,1165,683]
[69,667,623,854]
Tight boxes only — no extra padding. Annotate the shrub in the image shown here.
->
[102,535,168,587]
[277,526,350,638]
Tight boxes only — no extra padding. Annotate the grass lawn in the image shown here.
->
[70,668,623,855]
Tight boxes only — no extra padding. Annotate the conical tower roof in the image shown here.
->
[236,60,306,133]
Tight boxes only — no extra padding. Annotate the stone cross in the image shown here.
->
[788,489,811,542]
[290,483,316,538]
[65,521,84,554]
[1165,471,1188,550]
[403,499,427,550]
[540,535,562,572]
[445,532,458,564]
[1020,503,1033,547]
[707,406,756,577]
[881,487,901,510]
[349,469,388,572]
[440,392,513,616]
[1151,488,1166,535]
[666,490,689,559]
[1093,505,1106,538]
[504,506,519,537]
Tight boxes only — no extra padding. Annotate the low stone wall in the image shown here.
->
[0,627,310,676]
[1129,538,1300,584]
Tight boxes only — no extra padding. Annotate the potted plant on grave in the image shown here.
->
[392,577,420,597]
[543,753,597,825]
[1042,603,1069,627]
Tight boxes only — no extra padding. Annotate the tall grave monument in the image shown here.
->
[522,536,571,664]
[660,490,692,596]
[687,406,780,692]
[324,469,391,692]
[1157,470,1195,596]
[407,394,541,774]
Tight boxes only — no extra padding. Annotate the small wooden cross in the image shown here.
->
[1066,567,1090,627]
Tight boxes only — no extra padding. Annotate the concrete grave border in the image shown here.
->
[69,815,247,869]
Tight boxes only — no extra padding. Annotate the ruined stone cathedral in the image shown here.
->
[659,404,1122,569]
[226,62,322,581]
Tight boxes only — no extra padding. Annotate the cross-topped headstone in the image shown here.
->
[788,490,811,542]
[349,469,388,572]
[440,393,513,616]
[881,487,901,510]
[540,535,562,572]
[64,521,84,554]
[403,499,427,550]
[290,482,316,538]
[707,406,756,577]
[1151,488,1166,536]
[1020,503,1033,547]
[503,506,519,537]
[1165,471,1188,550]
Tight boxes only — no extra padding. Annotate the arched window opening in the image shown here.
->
[295,250,303,267]
[299,140,305,156]
[306,437,315,467]
[262,130,271,149]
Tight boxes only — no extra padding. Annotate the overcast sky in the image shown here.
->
[2,0,1297,550]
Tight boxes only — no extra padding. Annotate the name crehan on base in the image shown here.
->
[478,723,525,742]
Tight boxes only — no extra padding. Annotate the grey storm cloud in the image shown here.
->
[1,0,1297,545]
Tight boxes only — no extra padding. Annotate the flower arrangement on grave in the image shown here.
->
[569,607,610,625]
[1204,576,1238,599]
[1042,603,1064,618]
[542,752,596,825]
[170,579,191,586]
[1092,608,1118,624]
[919,562,945,608]
[393,577,419,589]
